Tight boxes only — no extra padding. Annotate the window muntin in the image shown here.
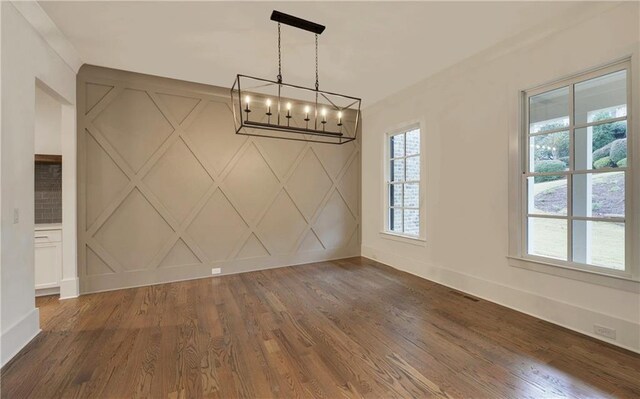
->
[524,66,629,273]
[387,128,421,237]
[529,87,570,134]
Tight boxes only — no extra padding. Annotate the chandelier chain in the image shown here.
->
[277,22,282,83]
[315,34,319,91]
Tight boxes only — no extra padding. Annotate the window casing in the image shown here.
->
[385,127,422,238]
[522,61,631,277]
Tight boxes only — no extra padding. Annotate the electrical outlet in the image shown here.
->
[13,208,19,224]
[211,268,222,275]
[594,325,616,340]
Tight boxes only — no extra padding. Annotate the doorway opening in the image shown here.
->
[34,83,64,298]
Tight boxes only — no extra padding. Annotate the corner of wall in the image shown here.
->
[10,1,83,73]
[0,308,40,367]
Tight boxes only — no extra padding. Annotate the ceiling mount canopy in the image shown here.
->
[231,10,361,145]
[270,10,325,35]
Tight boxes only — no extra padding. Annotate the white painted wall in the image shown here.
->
[0,0,4,370]
[34,84,62,155]
[362,2,640,352]
[1,2,77,366]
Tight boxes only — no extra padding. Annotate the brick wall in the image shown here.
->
[35,161,62,224]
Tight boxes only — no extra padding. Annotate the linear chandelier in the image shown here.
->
[231,11,361,145]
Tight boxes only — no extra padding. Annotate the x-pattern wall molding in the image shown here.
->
[78,66,360,293]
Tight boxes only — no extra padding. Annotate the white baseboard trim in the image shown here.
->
[81,247,360,295]
[35,286,60,297]
[1,308,41,367]
[59,277,79,299]
[361,245,640,354]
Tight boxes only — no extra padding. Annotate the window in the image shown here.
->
[386,127,421,238]
[523,62,629,274]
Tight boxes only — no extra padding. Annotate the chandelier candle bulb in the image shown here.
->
[285,102,292,126]
[304,105,311,129]
[265,98,273,123]
[244,96,251,121]
[337,111,343,126]
[321,108,327,131]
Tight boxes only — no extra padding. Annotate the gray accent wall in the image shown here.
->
[77,65,360,294]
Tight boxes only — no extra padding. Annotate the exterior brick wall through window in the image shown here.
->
[387,128,421,237]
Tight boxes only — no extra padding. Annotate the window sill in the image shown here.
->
[379,231,426,247]
[507,255,640,293]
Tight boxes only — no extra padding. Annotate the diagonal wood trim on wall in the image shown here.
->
[77,65,361,293]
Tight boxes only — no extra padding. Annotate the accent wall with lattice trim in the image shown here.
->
[77,65,360,293]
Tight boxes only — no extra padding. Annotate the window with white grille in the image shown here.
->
[522,61,630,275]
[386,128,421,238]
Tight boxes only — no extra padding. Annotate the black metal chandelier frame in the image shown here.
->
[230,10,361,145]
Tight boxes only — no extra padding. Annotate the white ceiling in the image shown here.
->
[40,1,579,105]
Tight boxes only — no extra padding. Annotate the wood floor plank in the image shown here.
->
[2,257,639,398]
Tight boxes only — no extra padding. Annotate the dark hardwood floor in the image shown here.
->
[2,257,639,398]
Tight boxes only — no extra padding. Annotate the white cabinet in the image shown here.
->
[35,226,62,295]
